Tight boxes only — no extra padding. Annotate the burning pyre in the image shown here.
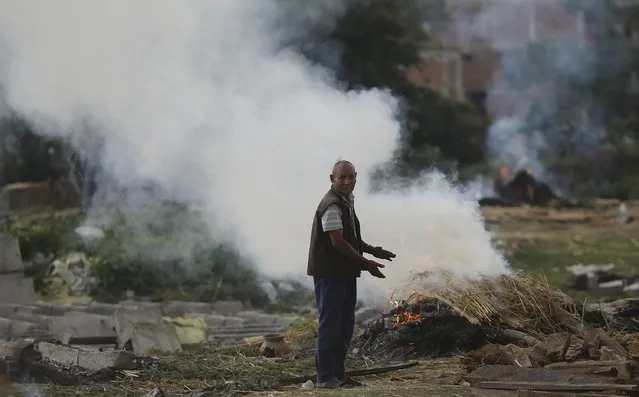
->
[356,271,624,363]
[356,298,491,361]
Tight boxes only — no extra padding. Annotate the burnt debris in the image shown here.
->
[356,299,491,361]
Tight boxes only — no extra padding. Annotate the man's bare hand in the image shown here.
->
[371,246,396,261]
[365,260,386,278]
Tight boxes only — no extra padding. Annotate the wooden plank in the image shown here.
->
[470,388,517,397]
[544,360,632,369]
[470,389,627,397]
[518,392,626,397]
[475,380,638,392]
[465,365,614,386]
[544,359,635,380]
[502,329,544,349]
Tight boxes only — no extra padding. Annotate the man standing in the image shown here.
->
[307,160,396,389]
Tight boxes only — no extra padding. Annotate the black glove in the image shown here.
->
[371,246,396,261]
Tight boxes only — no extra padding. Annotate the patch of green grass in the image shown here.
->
[485,206,639,302]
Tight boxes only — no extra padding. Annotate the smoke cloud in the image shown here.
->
[0,0,508,304]
[449,0,618,182]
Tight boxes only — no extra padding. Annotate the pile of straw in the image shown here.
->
[410,270,583,336]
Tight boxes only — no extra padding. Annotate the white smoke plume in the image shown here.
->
[0,0,509,304]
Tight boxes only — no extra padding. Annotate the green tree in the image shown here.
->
[294,0,489,175]
[584,1,639,197]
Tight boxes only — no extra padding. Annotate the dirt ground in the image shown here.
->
[10,201,639,396]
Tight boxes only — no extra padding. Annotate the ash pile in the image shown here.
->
[358,271,639,396]
[356,299,491,360]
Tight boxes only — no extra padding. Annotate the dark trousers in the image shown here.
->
[313,276,357,383]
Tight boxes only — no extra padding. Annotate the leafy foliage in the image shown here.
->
[294,0,488,176]
[7,204,270,306]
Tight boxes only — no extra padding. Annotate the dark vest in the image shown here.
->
[307,187,363,278]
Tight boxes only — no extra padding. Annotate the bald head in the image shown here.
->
[332,160,355,175]
[330,160,357,195]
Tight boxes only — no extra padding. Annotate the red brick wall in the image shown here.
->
[408,53,464,101]
[408,0,586,106]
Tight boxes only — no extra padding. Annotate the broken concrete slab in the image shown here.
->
[33,302,75,317]
[0,274,36,304]
[35,341,134,370]
[188,314,246,330]
[236,311,283,327]
[8,312,55,328]
[0,304,19,318]
[49,311,115,344]
[212,300,242,316]
[79,302,121,316]
[0,318,10,339]
[113,308,181,355]
[77,348,134,371]
[0,233,23,273]
[164,316,207,345]
[0,317,46,340]
[161,301,212,317]
[0,339,35,361]
[121,301,162,315]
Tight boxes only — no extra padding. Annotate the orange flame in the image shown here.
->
[392,310,424,329]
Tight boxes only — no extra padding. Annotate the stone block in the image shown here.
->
[77,349,134,370]
[0,304,19,318]
[0,274,36,304]
[33,303,74,317]
[161,301,212,317]
[113,308,181,355]
[212,300,242,316]
[35,342,133,370]
[49,312,115,344]
[0,234,23,273]
[163,317,207,345]
[0,318,11,339]
[82,302,122,316]
[36,342,78,366]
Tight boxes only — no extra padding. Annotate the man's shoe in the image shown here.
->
[340,376,364,387]
[316,378,343,389]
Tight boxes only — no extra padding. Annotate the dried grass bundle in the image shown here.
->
[410,270,582,336]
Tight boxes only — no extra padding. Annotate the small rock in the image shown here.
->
[144,387,166,397]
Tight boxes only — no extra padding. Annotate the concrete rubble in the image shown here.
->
[0,215,299,374]
[0,232,38,305]
[0,300,298,371]
[563,263,639,293]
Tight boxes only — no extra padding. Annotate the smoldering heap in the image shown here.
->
[358,271,637,368]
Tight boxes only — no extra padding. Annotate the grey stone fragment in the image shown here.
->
[212,300,243,316]
[35,341,133,370]
[49,311,115,344]
[113,308,181,355]
[0,234,23,273]
[0,274,37,304]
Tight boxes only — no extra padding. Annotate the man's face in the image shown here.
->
[331,163,357,195]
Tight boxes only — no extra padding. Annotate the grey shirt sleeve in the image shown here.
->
[321,204,343,231]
